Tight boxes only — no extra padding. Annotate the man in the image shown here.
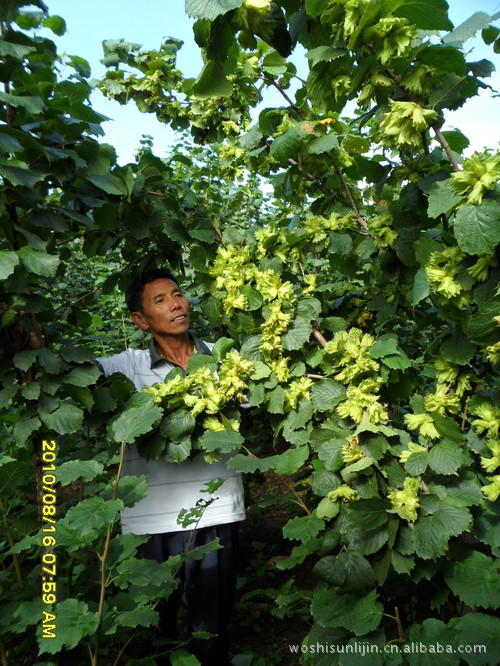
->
[97,268,245,665]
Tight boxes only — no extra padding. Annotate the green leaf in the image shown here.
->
[37,599,100,654]
[240,284,263,310]
[65,497,124,535]
[407,619,457,666]
[270,124,312,164]
[268,385,286,414]
[433,414,464,444]
[412,503,472,559]
[211,337,234,362]
[42,15,66,35]
[273,446,309,475]
[313,551,375,592]
[467,296,500,344]
[103,475,149,508]
[311,586,384,635]
[318,438,344,471]
[440,334,476,365]
[454,200,500,256]
[62,364,101,387]
[307,132,338,155]
[0,91,44,114]
[0,41,35,59]
[282,318,311,351]
[453,613,500,664]
[445,551,500,609]
[164,438,192,463]
[443,11,492,45]
[286,397,313,430]
[14,416,41,447]
[249,360,271,380]
[199,429,244,453]
[186,0,243,20]
[310,379,346,411]
[0,250,20,279]
[395,0,452,30]
[170,651,201,666]
[192,59,232,99]
[404,451,429,475]
[17,246,59,277]
[87,174,129,195]
[428,441,463,475]
[39,402,84,435]
[13,349,38,372]
[160,409,196,442]
[57,460,104,485]
[283,514,325,541]
[108,398,163,443]
[428,179,461,218]
[345,499,390,531]
[306,45,345,65]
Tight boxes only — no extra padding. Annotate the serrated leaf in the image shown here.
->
[428,179,461,218]
[192,59,232,99]
[108,400,163,443]
[407,619,457,666]
[87,173,128,195]
[160,409,196,442]
[395,0,453,30]
[454,200,500,256]
[14,416,41,447]
[38,599,100,654]
[62,364,101,387]
[467,296,500,344]
[39,402,84,435]
[345,499,389,531]
[412,503,471,559]
[65,497,124,535]
[103,475,149,508]
[0,91,44,113]
[453,613,500,664]
[282,318,311,350]
[273,446,309,475]
[268,385,286,414]
[186,0,243,20]
[318,438,344,471]
[412,268,431,306]
[0,250,20,279]
[283,514,325,541]
[310,379,346,411]
[311,586,383,635]
[57,460,104,485]
[428,441,463,475]
[17,246,59,276]
[440,334,476,365]
[199,429,244,453]
[211,337,234,362]
[443,11,492,45]
[313,551,375,591]
[307,132,338,154]
[445,551,500,609]
[270,124,312,163]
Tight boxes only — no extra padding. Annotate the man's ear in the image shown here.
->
[131,311,149,331]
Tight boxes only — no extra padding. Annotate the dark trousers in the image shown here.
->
[138,522,239,666]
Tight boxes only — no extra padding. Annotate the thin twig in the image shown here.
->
[334,166,369,231]
[0,494,23,590]
[433,127,460,172]
[93,442,126,666]
[311,322,328,349]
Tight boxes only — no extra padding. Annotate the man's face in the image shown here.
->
[132,278,190,336]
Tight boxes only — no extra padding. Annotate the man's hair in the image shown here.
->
[125,268,179,313]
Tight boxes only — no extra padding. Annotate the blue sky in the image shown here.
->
[34,0,500,163]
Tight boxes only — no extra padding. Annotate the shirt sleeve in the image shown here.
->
[96,351,133,379]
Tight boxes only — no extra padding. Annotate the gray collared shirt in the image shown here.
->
[97,334,245,535]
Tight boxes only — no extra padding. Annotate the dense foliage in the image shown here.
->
[1,0,500,664]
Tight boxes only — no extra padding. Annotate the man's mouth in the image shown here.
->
[171,314,187,322]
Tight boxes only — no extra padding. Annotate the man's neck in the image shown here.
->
[154,331,193,371]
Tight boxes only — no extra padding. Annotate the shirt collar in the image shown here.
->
[149,331,211,369]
